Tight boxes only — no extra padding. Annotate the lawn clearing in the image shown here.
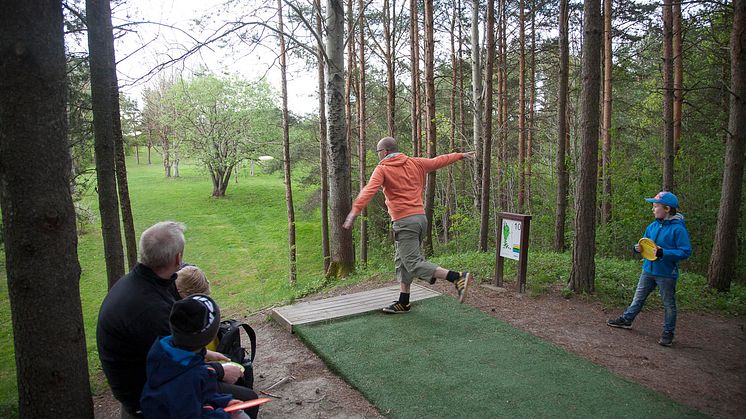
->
[295,296,705,418]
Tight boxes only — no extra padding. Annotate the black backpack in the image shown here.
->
[215,319,256,389]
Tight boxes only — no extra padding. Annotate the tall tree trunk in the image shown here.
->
[496,0,504,211]
[708,0,746,292]
[410,0,421,157]
[446,5,458,244]
[568,0,602,293]
[471,0,483,211]
[554,0,570,252]
[278,0,297,285]
[345,0,355,173]
[112,74,137,270]
[458,0,467,197]
[0,2,94,416]
[479,0,495,252]
[87,0,125,289]
[384,0,396,137]
[358,0,368,264]
[601,0,613,224]
[662,0,675,191]
[518,0,527,213]
[326,0,354,277]
[317,0,331,273]
[673,0,683,154]
[422,0,437,256]
[527,0,536,210]
[500,0,509,210]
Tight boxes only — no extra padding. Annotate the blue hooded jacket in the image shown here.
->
[637,213,692,279]
[140,336,233,419]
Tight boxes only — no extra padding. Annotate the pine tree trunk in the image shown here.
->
[527,0,536,210]
[358,0,368,265]
[708,0,746,292]
[410,0,421,157]
[326,0,355,277]
[422,0,437,257]
[518,0,526,213]
[458,0,467,197]
[568,0,602,293]
[87,0,125,289]
[278,0,297,285]
[316,0,331,273]
[471,0,483,211]
[0,2,94,416]
[500,0,509,210]
[554,0,570,252]
[384,0,396,137]
[345,0,355,172]
[601,0,613,224]
[662,0,675,191]
[112,73,138,269]
[673,0,683,154]
[479,0,495,252]
[446,7,458,244]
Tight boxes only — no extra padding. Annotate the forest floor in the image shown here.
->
[94,278,746,419]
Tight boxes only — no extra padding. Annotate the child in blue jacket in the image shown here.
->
[607,191,692,346]
[141,294,248,418]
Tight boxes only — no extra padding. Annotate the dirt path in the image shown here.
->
[94,279,746,418]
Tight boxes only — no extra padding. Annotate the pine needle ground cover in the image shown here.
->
[295,296,704,418]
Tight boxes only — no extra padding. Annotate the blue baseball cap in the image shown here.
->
[645,191,679,209]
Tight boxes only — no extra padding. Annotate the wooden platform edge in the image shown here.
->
[270,308,294,333]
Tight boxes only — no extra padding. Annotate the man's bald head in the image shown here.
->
[377,137,398,154]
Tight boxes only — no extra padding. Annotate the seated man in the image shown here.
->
[96,221,257,418]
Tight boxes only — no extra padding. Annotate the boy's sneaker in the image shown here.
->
[455,272,472,303]
[658,332,674,347]
[382,301,411,314]
[607,316,633,329]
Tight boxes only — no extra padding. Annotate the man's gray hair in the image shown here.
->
[138,221,186,269]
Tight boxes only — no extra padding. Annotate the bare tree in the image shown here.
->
[568,0,602,293]
[662,0,675,190]
[316,0,331,273]
[554,0,570,252]
[410,0,422,156]
[422,0,437,256]
[471,0,483,210]
[358,0,368,264]
[0,1,93,416]
[479,0,495,252]
[601,0,613,223]
[707,0,746,292]
[326,0,355,277]
[527,0,536,209]
[278,0,297,285]
[87,0,125,288]
[673,0,683,154]
[518,0,527,212]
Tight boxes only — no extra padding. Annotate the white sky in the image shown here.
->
[112,0,319,115]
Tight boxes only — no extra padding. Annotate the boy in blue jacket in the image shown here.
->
[607,191,692,347]
[141,294,250,418]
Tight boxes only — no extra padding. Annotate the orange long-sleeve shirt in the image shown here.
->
[351,152,465,221]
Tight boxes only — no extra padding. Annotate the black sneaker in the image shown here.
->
[424,276,436,285]
[382,301,411,314]
[455,272,472,303]
[658,332,674,347]
[607,316,632,329]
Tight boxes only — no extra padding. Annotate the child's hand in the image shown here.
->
[205,350,229,362]
[221,363,242,384]
[634,244,641,253]
[227,400,250,419]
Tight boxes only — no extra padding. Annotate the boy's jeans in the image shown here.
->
[623,273,677,334]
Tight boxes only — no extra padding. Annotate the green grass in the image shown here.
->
[295,296,705,418]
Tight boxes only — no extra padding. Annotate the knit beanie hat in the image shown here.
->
[170,294,221,351]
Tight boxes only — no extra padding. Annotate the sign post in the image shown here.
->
[495,212,531,293]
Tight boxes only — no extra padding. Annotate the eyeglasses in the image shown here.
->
[376,149,386,153]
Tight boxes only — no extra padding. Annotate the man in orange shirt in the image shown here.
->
[343,136,476,313]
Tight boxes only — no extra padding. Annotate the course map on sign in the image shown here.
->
[500,219,522,261]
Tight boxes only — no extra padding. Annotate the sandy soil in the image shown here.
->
[94,279,746,418]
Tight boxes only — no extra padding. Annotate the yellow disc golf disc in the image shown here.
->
[638,238,657,261]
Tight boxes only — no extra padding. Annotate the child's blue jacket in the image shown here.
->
[141,336,232,418]
[638,214,692,279]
